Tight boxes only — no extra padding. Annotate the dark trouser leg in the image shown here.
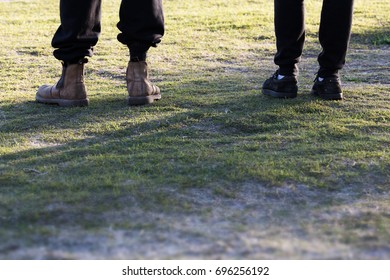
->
[52,0,102,63]
[117,0,164,47]
[318,0,354,77]
[273,0,305,76]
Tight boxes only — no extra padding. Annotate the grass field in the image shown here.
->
[0,0,389,259]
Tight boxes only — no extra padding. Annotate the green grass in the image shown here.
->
[0,0,389,259]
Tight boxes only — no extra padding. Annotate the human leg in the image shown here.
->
[273,0,305,76]
[52,0,102,62]
[262,0,304,98]
[117,0,164,48]
[313,0,354,100]
[317,0,354,77]
[36,0,102,107]
[117,0,165,105]
[118,0,164,62]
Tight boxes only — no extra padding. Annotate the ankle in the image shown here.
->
[63,58,88,66]
[129,42,150,62]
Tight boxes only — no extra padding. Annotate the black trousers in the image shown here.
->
[52,0,164,62]
[274,0,354,77]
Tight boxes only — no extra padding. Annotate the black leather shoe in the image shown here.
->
[262,71,298,98]
[311,76,343,100]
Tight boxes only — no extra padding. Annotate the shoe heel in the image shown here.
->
[262,89,297,98]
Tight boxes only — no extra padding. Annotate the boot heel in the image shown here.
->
[127,95,161,106]
[57,99,89,107]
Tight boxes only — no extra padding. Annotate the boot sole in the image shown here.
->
[262,88,297,98]
[36,96,89,107]
[127,95,161,106]
[311,90,343,100]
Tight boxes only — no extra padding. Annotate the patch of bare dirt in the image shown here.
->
[3,184,390,259]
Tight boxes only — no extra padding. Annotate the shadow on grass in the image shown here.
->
[1,67,389,259]
[351,26,390,46]
[1,70,388,188]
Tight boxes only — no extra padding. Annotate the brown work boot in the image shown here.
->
[36,59,89,107]
[126,61,161,105]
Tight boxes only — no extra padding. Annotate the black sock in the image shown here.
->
[64,57,88,65]
[318,68,339,78]
[129,42,150,62]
